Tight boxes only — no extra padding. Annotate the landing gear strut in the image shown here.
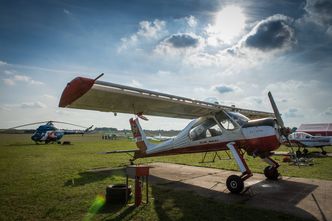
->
[226,142,252,194]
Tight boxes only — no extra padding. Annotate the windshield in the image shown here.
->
[189,117,222,141]
[226,112,249,126]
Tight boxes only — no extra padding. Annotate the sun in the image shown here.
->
[209,6,246,43]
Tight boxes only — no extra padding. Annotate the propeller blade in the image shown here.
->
[268,91,284,128]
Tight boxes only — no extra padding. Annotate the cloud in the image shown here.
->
[322,107,332,116]
[0,60,7,66]
[163,33,201,48]
[63,9,71,15]
[305,0,332,26]
[155,33,204,56]
[20,101,46,109]
[214,84,237,94]
[128,79,142,88]
[284,108,303,118]
[2,74,44,86]
[185,16,197,28]
[137,20,166,38]
[118,19,167,52]
[3,78,15,86]
[304,0,332,35]
[204,97,220,104]
[242,15,295,51]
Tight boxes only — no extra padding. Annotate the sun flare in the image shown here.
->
[209,6,246,43]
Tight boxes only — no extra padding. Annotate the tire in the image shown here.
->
[303,149,308,154]
[264,166,279,180]
[322,150,327,155]
[106,184,132,203]
[226,175,244,194]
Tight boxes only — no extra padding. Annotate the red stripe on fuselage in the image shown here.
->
[136,135,280,158]
[59,77,95,107]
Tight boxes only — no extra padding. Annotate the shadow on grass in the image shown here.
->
[100,203,147,221]
[64,167,126,187]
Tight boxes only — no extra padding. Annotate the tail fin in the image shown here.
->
[129,118,154,154]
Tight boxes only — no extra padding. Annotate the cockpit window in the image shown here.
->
[189,118,222,141]
[215,111,237,130]
[226,112,249,126]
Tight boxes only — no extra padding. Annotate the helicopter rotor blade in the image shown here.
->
[50,121,90,129]
[9,121,51,129]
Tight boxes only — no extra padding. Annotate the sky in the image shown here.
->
[0,0,331,130]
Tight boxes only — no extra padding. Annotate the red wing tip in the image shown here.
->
[59,76,95,107]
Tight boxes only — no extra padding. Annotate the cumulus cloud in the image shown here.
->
[128,79,142,88]
[213,84,238,94]
[20,101,46,109]
[137,20,166,38]
[304,0,332,35]
[2,74,44,86]
[164,33,201,48]
[3,78,15,86]
[0,60,7,66]
[305,0,332,26]
[284,108,303,118]
[185,16,197,28]
[155,33,204,55]
[118,19,167,52]
[242,15,295,51]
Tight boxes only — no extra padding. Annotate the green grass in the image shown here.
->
[0,134,330,220]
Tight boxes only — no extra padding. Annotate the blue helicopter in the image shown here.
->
[10,121,93,144]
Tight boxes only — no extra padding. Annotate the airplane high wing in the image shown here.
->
[59,75,274,119]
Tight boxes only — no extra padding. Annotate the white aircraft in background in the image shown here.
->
[58,74,292,194]
[147,133,175,141]
[286,131,332,156]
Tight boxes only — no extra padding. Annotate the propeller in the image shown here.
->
[268,92,299,166]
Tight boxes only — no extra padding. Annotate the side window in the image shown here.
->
[215,112,236,130]
[189,118,222,141]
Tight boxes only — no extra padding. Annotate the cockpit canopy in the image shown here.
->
[189,111,239,141]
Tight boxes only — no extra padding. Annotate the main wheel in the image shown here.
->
[264,166,279,180]
[226,175,244,194]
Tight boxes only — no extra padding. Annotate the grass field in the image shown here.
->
[0,134,331,221]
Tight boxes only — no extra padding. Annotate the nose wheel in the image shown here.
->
[226,175,244,194]
[264,166,279,180]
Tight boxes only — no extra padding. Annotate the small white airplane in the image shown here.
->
[286,131,331,156]
[59,74,291,194]
[147,133,175,141]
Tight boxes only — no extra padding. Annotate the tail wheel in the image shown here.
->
[226,175,244,194]
[264,166,279,180]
